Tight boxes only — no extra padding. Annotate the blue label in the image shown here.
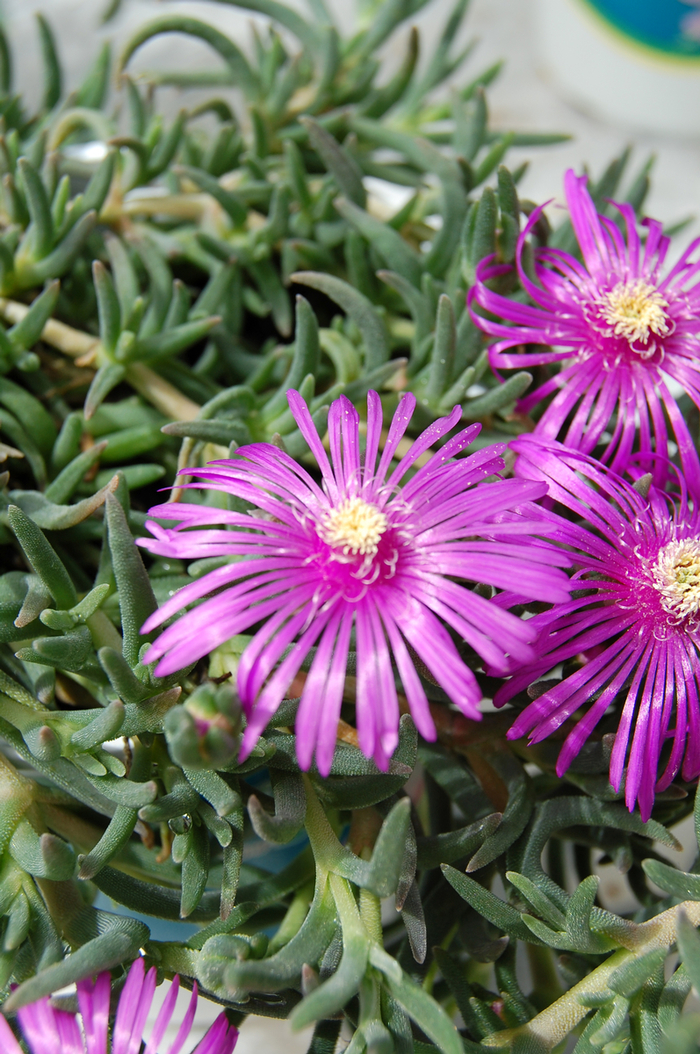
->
[583,0,700,57]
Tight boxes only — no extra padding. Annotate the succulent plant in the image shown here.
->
[0,3,696,1054]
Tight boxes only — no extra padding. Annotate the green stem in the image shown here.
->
[302,773,346,869]
[267,880,314,954]
[483,900,700,1050]
[359,888,382,945]
[0,297,200,421]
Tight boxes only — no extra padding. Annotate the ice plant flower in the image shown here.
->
[470,168,700,485]
[138,390,572,773]
[494,434,700,820]
[0,957,238,1054]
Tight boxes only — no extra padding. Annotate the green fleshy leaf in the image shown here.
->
[8,505,77,608]
[291,270,388,370]
[36,14,62,111]
[105,493,158,666]
[119,16,259,99]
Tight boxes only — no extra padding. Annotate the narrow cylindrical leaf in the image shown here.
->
[248,770,305,845]
[8,279,59,351]
[177,165,247,225]
[181,821,210,918]
[302,117,366,207]
[36,13,62,111]
[78,805,137,880]
[284,139,312,211]
[335,197,422,288]
[105,233,140,322]
[608,947,667,998]
[4,917,149,1011]
[137,316,220,362]
[71,700,125,752]
[118,16,259,99]
[74,41,111,108]
[0,375,57,457]
[463,371,532,418]
[464,186,497,285]
[23,210,96,286]
[85,363,127,421]
[426,294,456,405]
[183,767,240,818]
[105,492,158,666]
[292,271,389,370]
[91,865,219,922]
[26,625,93,672]
[8,505,77,608]
[14,574,52,629]
[9,821,75,880]
[138,781,200,822]
[473,132,515,186]
[98,647,152,704]
[50,412,82,474]
[92,260,121,354]
[17,158,53,259]
[44,441,107,503]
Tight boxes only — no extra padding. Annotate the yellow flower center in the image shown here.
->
[599,279,670,346]
[652,538,700,620]
[321,496,388,557]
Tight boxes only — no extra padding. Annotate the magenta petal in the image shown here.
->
[295,608,346,772]
[166,982,199,1054]
[471,166,700,493]
[79,970,110,1054]
[240,602,338,755]
[314,613,354,777]
[17,999,68,1054]
[382,612,435,742]
[143,976,180,1054]
[192,1013,239,1054]
[140,386,618,778]
[504,435,700,818]
[0,1016,23,1054]
[287,388,339,499]
[362,390,384,489]
[112,958,147,1054]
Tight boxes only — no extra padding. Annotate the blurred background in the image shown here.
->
[2,0,700,1048]
[2,0,700,245]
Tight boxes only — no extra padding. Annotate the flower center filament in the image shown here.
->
[599,279,670,347]
[652,537,700,620]
[322,496,388,557]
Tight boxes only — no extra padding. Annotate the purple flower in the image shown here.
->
[138,390,572,773]
[493,434,700,821]
[470,168,700,486]
[0,957,238,1054]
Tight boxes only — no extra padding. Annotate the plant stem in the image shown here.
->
[0,297,200,421]
[482,900,700,1050]
[126,362,200,421]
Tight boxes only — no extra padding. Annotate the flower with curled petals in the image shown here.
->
[470,168,700,487]
[0,957,238,1054]
[494,434,700,821]
[138,389,572,774]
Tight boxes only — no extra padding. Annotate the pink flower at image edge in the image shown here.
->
[496,435,700,821]
[0,957,237,1054]
[470,168,700,487]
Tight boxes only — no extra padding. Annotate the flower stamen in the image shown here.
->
[652,537,700,620]
[321,496,388,557]
[598,279,670,346]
